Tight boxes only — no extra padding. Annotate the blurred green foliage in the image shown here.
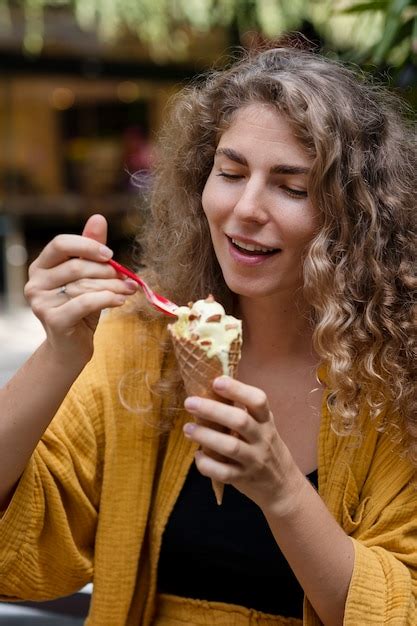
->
[4,0,417,93]
[342,0,416,67]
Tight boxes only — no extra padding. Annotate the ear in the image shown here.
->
[81,214,108,245]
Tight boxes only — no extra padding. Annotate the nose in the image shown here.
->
[233,179,269,224]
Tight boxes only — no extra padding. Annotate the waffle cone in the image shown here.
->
[169,333,241,505]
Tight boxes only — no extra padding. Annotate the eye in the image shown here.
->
[282,186,308,199]
[216,172,242,180]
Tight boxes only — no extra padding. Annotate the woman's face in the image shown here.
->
[202,103,318,302]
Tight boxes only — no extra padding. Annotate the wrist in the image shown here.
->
[264,462,311,520]
[41,338,91,377]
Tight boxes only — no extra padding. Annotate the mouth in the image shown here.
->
[228,236,281,257]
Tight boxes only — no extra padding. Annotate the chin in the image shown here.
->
[222,272,303,301]
[223,277,277,300]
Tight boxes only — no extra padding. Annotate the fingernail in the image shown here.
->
[184,397,199,411]
[125,279,138,291]
[99,245,113,259]
[183,423,196,437]
[213,376,228,390]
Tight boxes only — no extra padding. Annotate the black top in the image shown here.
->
[157,461,318,618]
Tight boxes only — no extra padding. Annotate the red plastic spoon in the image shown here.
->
[108,259,178,317]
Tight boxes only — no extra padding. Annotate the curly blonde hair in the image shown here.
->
[136,46,416,459]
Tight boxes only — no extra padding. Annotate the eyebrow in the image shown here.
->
[215,147,310,176]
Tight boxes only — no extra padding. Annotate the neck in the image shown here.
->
[236,290,315,361]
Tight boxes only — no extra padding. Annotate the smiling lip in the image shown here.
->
[226,235,281,266]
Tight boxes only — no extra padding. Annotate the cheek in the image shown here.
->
[284,206,319,246]
[302,209,321,243]
[201,180,211,220]
[201,175,223,225]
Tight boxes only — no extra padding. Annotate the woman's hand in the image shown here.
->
[24,214,138,366]
[183,375,304,515]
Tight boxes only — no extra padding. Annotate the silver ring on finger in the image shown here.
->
[58,285,70,298]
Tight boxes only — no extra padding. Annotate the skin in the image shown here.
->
[183,104,354,625]
[202,103,317,300]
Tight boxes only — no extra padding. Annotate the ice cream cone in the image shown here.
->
[170,334,241,505]
[168,295,242,505]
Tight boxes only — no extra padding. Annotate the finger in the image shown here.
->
[37,278,138,307]
[82,214,108,245]
[34,257,121,291]
[31,234,113,273]
[42,291,127,331]
[212,376,271,424]
[184,396,257,442]
[194,449,241,485]
[62,278,138,299]
[25,260,122,306]
[184,421,250,463]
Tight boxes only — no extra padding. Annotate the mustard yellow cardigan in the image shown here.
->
[1,308,416,625]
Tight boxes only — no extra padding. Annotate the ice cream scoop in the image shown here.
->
[170,296,242,375]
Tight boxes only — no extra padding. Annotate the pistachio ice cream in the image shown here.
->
[169,296,242,375]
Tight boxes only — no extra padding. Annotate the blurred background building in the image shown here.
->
[0,3,232,311]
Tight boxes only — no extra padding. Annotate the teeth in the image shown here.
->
[231,238,276,253]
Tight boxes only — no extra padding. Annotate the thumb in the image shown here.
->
[81,213,108,245]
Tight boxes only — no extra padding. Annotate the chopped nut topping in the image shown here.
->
[200,340,212,346]
[206,314,222,323]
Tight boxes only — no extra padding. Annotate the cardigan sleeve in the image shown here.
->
[0,307,132,601]
[340,419,417,625]
[304,489,417,626]
[0,375,103,601]
[344,492,417,624]
[0,305,167,604]
[304,392,417,626]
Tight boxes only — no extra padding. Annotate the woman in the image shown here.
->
[0,46,416,625]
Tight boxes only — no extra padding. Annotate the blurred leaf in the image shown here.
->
[1,0,413,76]
[413,15,417,51]
[373,0,416,62]
[342,1,388,13]
[340,0,417,68]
